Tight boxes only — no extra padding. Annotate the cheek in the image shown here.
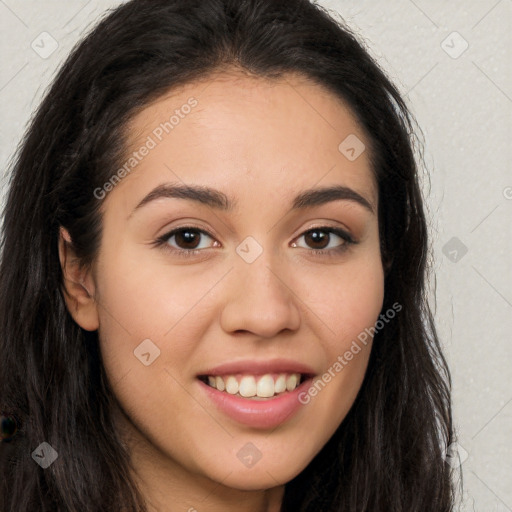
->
[93,251,205,457]
[292,256,384,452]
[297,248,385,343]
[293,245,384,402]
[94,238,210,340]
[92,242,211,414]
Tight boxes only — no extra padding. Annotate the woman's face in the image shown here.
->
[70,71,384,494]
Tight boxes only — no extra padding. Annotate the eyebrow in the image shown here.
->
[129,182,375,218]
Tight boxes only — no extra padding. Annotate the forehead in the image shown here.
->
[109,70,377,215]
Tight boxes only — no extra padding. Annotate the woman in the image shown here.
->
[0,0,456,510]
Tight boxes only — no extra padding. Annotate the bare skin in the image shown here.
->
[59,69,384,512]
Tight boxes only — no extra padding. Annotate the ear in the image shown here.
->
[58,227,99,331]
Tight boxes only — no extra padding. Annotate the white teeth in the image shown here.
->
[239,376,256,397]
[257,374,275,398]
[225,376,238,394]
[204,372,303,398]
[286,374,298,392]
[274,374,287,393]
[215,375,225,392]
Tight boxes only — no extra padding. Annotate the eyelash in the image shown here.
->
[153,225,357,259]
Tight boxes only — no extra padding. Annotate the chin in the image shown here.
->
[201,455,310,491]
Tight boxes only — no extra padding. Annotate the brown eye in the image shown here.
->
[157,227,218,254]
[294,227,353,252]
[172,228,203,249]
[304,230,330,250]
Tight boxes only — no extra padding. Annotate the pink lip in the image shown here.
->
[197,375,314,429]
[196,359,317,429]
[197,358,316,377]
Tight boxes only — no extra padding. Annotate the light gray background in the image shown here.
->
[1,1,511,510]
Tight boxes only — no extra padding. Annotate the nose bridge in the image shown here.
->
[219,238,301,336]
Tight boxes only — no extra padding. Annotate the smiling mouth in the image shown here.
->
[197,372,313,400]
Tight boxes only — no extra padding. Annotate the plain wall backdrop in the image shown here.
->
[1,1,511,510]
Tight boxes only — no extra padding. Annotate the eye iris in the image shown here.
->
[175,229,201,249]
[305,230,329,249]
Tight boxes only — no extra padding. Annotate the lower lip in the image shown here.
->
[197,377,313,429]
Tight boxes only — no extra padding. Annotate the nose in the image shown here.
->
[219,254,302,338]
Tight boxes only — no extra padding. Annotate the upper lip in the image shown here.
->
[197,358,316,377]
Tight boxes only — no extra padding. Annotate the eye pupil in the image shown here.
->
[305,230,329,249]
